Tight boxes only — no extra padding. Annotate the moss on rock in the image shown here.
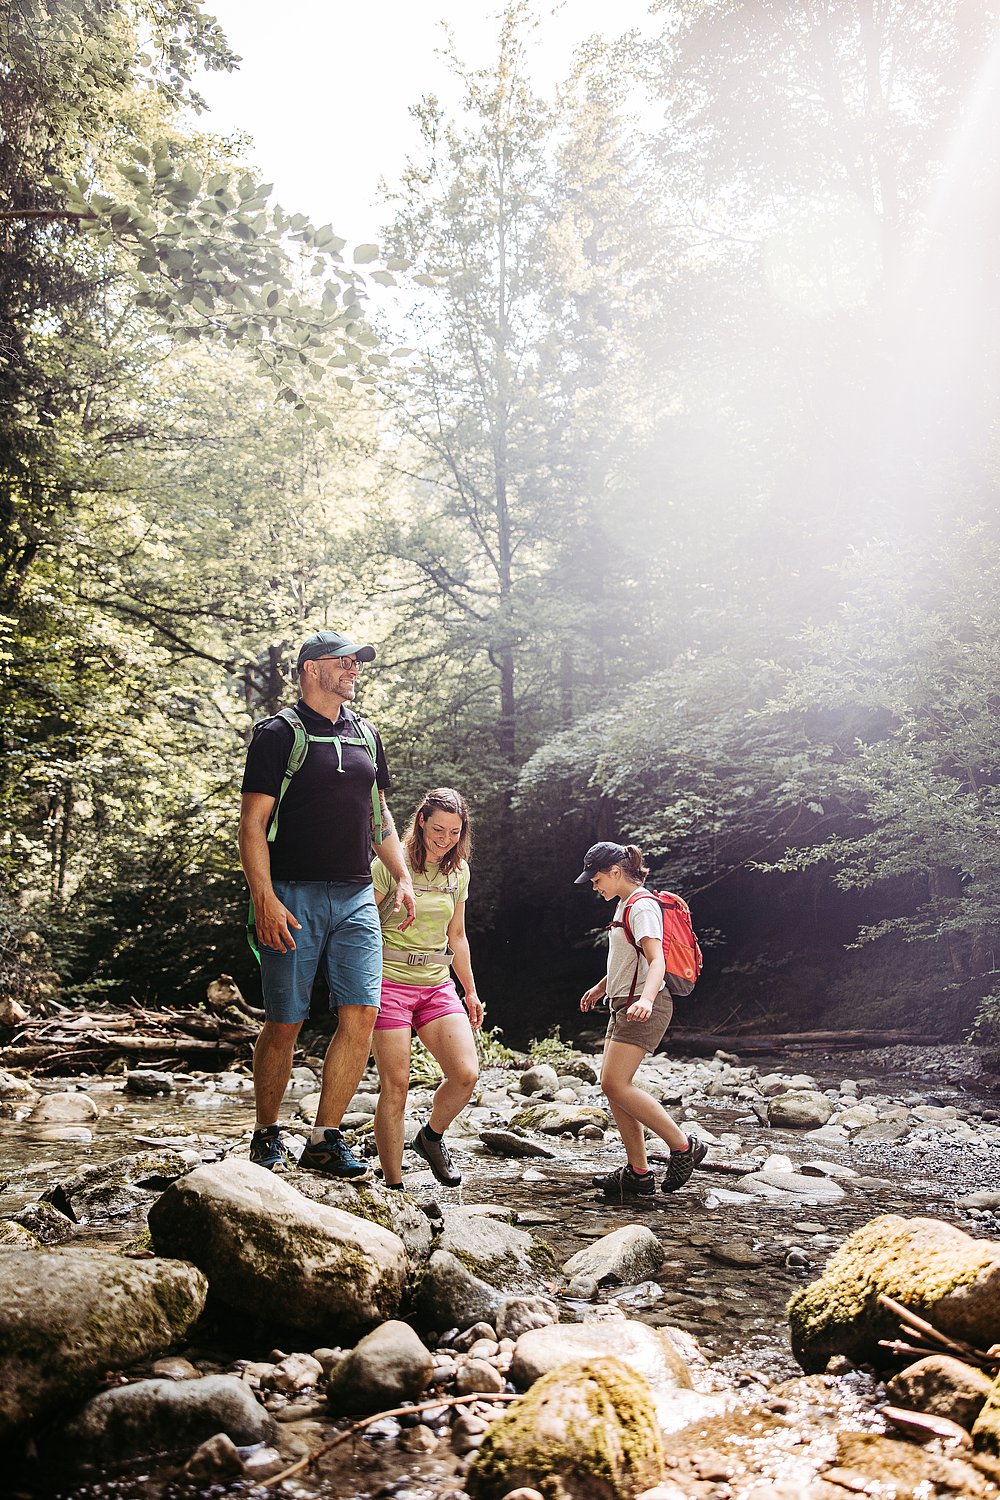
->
[788,1215,1000,1374]
[467,1356,663,1500]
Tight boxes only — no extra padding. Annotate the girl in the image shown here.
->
[372,788,484,1188]
[576,840,706,1197]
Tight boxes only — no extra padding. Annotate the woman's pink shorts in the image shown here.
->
[374,978,467,1032]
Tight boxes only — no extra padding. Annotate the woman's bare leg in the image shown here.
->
[600,1039,689,1168]
[416,1013,479,1133]
[372,1027,413,1184]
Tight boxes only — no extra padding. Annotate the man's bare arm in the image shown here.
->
[373,791,416,927]
[238,793,301,952]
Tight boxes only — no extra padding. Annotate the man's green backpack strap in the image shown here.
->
[246,705,384,963]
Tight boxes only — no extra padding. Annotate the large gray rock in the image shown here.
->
[327,1320,434,1415]
[292,1175,433,1263]
[65,1374,275,1462]
[437,1207,555,1290]
[519,1064,560,1095]
[479,1129,556,1160]
[0,1248,207,1439]
[510,1320,692,1402]
[28,1091,98,1123]
[46,1150,191,1224]
[147,1158,407,1338]
[412,1249,503,1332]
[563,1226,665,1285]
[509,1102,610,1136]
[767,1091,834,1130]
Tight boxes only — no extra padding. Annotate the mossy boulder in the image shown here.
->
[467,1356,664,1500]
[788,1214,1000,1373]
[44,1149,192,1224]
[147,1158,407,1339]
[0,1247,207,1439]
[292,1175,433,1263]
[972,1370,1000,1453]
[437,1207,556,1291]
[509,1103,609,1136]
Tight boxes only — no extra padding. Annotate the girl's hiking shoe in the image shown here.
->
[249,1125,295,1172]
[661,1136,708,1193]
[298,1128,370,1180]
[591,1163,655,1199]
[411,1125,462,1186]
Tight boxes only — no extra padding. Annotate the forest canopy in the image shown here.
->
[4,0,1000,1051]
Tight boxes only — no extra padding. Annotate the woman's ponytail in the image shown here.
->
[622,844,649,882]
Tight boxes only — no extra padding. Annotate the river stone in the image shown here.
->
[479,1129,555,1159]
[437,1207,555,1289]
[64,1374,275,1462]
[563,1226,665,1285]
[519,1064,561,1095]
[886,1355,994,1431]
[125,1070,174,1096]
[412,1249,503,1332]
[0,1069,39,1115]
[267,1352,324,1392]
[327,1320,434,1414]
[147,1158,407,1338]
[29,1090,99,1123]
[183,1432,246,1482]
[14,1200,78,1244]
[836,1104,880,1130]
[467,1357,665,1500]
[558,1056,599,1084]
[45,1149,192,1223]
[767,1092,833,1129]
[496,1295,560,1339]
[0,1247,207,1439]
[0,1220,40,1248]
[509,1102,610,1135]
[738,1168,845,1202]
[291,1175,433,1262]
[789,1215,1000,1373]
[510,1319,692,1400]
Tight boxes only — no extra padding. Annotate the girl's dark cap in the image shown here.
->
[573,842,628,884]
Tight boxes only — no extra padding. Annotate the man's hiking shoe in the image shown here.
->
[298,1128,370,1180]
[411,1125,462,1186]
[661,1136,708,1194]
[249,1125,295,1172]
[592,1163,655,1199]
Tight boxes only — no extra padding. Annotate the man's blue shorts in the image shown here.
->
[259,880,382,1024]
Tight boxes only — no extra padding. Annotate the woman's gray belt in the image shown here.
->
[383,946,454,967]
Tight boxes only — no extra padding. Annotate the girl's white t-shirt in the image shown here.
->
[607,891,664,1003]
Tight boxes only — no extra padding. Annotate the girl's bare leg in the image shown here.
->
[372,1027,413,1184]
[600,1039,690,1168]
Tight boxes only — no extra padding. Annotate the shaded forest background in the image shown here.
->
[4,0,1000,1051]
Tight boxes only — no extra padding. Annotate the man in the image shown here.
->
[239,629,415,1177]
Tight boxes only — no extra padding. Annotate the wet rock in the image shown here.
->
[13,1200,78,1244]
[496,1295,560,1340]
[437,1207,555,1290]
[706,1239,763,1269]
[0,1220,40,1248]
[0,1069,39,1116]
[510,1319,692,1411]
[467,1357,665,1500]
[292,1175,433,1262]
[147,1158,407,1339]
[479,1129,556,1159]
[46,1149,191,1223]
[29,1090,98,1123]
[766,1091,833,1129]
[789,1214,1000,1372]
[519,1064,560,1095]
[152,1356,200,1380]
[0,1247,207,1439]
[509,1102,610,1135]
[886,1354,994,1431]
[65,1374,275,1462]
[558,1056,599,1084]
[454,1320,499,1350]
[412,1249,503,1332]
[565,1275,600,1300]
[563,1225,665,1286]
[456,1358,505,1395]
[125,1070,174,1096]
[182,1431,246,1481]
[327,1320,434,1414]
[267,1352,324,1392]
[738,1167,845,1201]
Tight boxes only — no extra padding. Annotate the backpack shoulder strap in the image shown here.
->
[345,708,383,845]
[620,889,657,948]
[266,707,308,845]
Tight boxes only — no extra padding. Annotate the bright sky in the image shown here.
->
[194,1,659,246]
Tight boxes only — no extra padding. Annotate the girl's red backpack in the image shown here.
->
[616,889,703,998]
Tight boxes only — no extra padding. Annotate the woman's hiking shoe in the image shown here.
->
[298,1128,370,1180]
[661,1136,708,1194]
[591,1163,655,1199]
[249,1125,296,1172]
[411,1125,462,1186]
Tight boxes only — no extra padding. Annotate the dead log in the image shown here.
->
[669,1027,938,1057]
[0,1036,246,1070]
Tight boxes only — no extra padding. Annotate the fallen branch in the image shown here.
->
[262,1390,522,1488]
[877,1293,999,1372]
[670,1028,940,1057]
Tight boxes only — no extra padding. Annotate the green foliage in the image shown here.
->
[476,1026,522,1069]
[527,1028,578,1069]
[409,1037,443,1089]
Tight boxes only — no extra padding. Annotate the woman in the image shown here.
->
[372,788,484,1189]
[576,840,706,1198]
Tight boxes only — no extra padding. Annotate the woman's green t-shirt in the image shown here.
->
[372,855,470,987]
